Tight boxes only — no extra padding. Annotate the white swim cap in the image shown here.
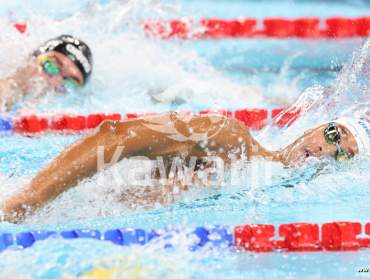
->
[335,117,370,156]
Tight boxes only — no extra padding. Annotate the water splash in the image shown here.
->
[259,38,369,149]
[0,0,266,115]
[265,51,305,106]
[0,4,368,276]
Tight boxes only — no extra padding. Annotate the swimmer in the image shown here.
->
[2,113,369,222]
[0,34,93,111]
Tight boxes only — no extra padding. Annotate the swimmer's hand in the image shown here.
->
[1,193,34,223]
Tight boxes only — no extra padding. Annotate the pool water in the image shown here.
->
[0,0,369,278]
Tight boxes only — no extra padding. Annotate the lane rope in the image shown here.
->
[12,16,370,39]
[0,108,298,135]
[144,17,370,39]
[0,222,369,252]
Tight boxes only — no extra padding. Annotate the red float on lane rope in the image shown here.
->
[235,109,268,130]
[274,107,301,128]
[141,16,370,39]
[14,115,48,133]
[234,222,370,252]
[293,18,320,38]
[6,107,306,135]
[357,17,370,36]
[234,224,275,252]
[86,114,104,129]
[200,18,257,38]
[279,223,321,251]
[263,18,293,38]
[169,20,189,39]
[326,17,357,37]
[321,222,362,251]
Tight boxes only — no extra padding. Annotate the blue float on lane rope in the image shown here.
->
[0,226,233,252]
[0,116,12,132]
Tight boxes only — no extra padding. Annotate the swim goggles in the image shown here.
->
[39,54,79,94]
[324,122,350,161]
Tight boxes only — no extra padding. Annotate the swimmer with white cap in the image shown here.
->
[0,35,93,112]
[280,117,370,163]
[1,112,369,222]
[335,118,370,156]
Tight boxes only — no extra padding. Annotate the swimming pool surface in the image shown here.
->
[0,0,369,278]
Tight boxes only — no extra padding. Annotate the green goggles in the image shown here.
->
[40,55,79,94]
[324,122,350,161]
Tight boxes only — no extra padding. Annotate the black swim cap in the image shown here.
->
[34,35,93,85]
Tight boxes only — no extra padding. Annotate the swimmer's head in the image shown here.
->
[33,35,93,91]
[281,118,369,165]
[335,117,370,156]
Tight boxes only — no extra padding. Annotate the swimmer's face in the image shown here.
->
[38,51,84,91]
[281,123,359,165]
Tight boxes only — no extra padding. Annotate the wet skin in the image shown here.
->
[1,112,359,223]
[280,124,358,165]
[0,51,83,111]
[41,51,84,89]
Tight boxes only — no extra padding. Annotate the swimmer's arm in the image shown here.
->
[1,117,194,222]
[0,80,6,110]
[0,77,29,112]
[1,113,279,222]
[193,115,281,162]
[120,116,280,207]
[0,62,44,112]
[0,79,16,111]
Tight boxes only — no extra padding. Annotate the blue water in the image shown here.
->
[0,0,369,278]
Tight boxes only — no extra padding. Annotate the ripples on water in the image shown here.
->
[0,0,369,278]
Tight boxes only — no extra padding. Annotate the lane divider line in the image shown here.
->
[1,108,299,135]
[0,222,369,252]
[12,16,370,39]
[143,17,370,39]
